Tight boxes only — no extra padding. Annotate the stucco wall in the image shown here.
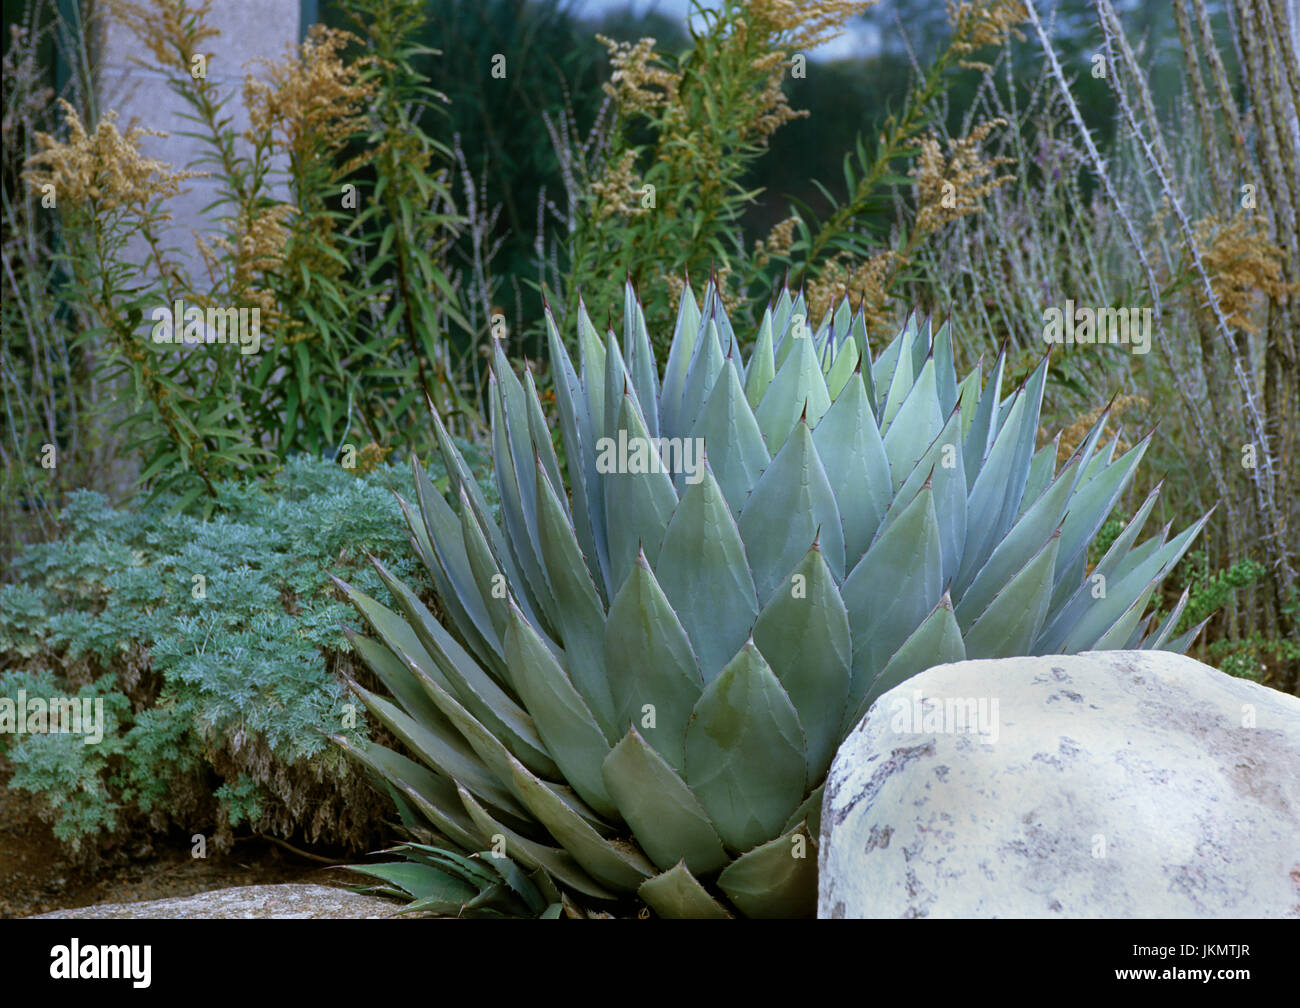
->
[95,0,301,285]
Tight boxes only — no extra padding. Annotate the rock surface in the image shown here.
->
[819,650,1300,918]
[29,883,406,919]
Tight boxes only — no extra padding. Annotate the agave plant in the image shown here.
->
[330,277,1207,918]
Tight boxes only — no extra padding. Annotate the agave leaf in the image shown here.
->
[745,309,777,410]
[353,563,555,777]
[911,314,934,375]
[1036,484,1164,652]
[409,466,509,676]
[678,318,726,434]
[638,862,733,919]
[1164,616,1210,653]
[398,844,501,888]
[1109,526,1170,582]
[602,729,728,874]
[577,298,607,437]
[830,297,853,345]
[782,784,824,837]
[1049,434,1153,607]
[491,854,550,916]
[604,392,679,592]
[1018,435,1060,518]
[498,752,654,892]
[961,528,1061,660]
[849,308,876,407]
[811,370,892,563]
[1062,395,1117,478]
[528,865,562,907]
[504,601,616,814]
[495,343,551,533]
[491,381,559,620]
[711,281,739,357]
[454,487,510,645]
[955,362,981,443]
[853,592,966,728]
[1142,586,1190,649]
[655,465,760,682]
[842,484,944,708]
[883,357,943,490]
[329,733,483,851]
[955,455,1081,627]
[454,783,618,901]
[716,822,818,919]
[690,359,770,517]
[331,576,448,693]
[773,295,808,368]
[545,309,610,598]
[751,543,852,781]
[932,320,957,415]
[602,550,703,771]
[824,325,860,399]
[660,282,702,438]
[624,280,660,439]
[957,375,1037,594]
[347,679,529,820]
[962,340,1006,483]
[684,640,807,852]
[426,408,511,580]
[1060,512,1210,652]
[756,335,832,453]
[870,313,910,412]
[1089,576,1165,652]
[603,327,638,450]
[343,627,446,731]
[347,862,474,909]
[877,319,918,429]
[535,457,618,741]
[523,368,567,513]
[739,420,846,602]
[770,284,794,340]
[414,446,533,637]
[876,403,966,588]
[398,645,613,824]
[1002,355,1051,516]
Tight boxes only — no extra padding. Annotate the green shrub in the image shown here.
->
[0,448,497,858]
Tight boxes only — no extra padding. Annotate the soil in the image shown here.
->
[0,759,363,919]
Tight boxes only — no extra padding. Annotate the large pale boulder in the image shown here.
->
[819,651,1300,918]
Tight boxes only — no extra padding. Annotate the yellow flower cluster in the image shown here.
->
[589,149,650,220]
[947,0,1029,70]
[352,441,393,476]
[753,214,800,269]
[911,119,1015,237]
[744,45,807,146]
[243,25,376,175]
[23,98,203,217]
[1183,211,1297,335]
[194,202,293,319]
[747,0,879,52]
[804,249,898,334]
[103,0,219,73]
[596,35,679,115]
